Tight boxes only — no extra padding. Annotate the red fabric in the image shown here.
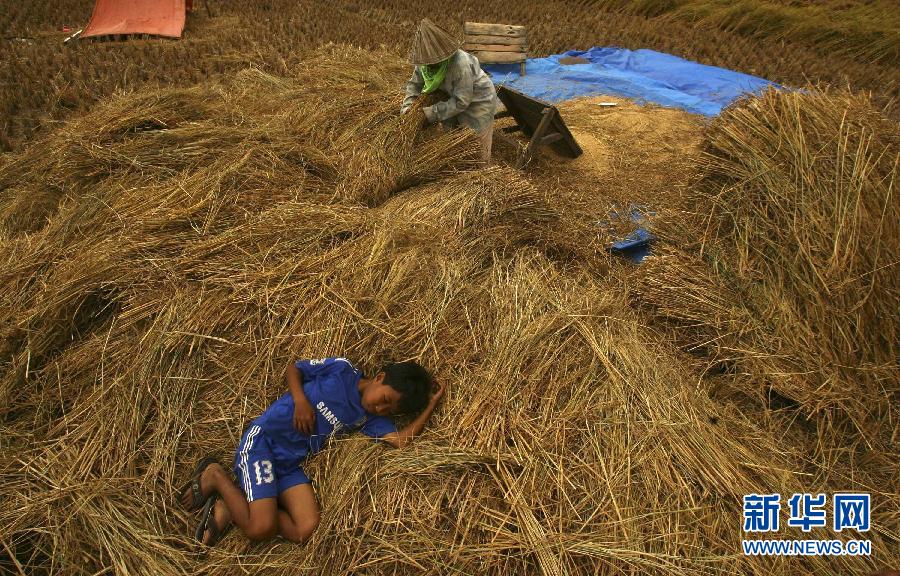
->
[82,0,187,38]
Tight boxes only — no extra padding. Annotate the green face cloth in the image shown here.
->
[420,60,449,94]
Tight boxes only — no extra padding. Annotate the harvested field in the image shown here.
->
[1,41,897,574]
[2,0,899,574]
[2,0,898,150]
[593,0,900,65]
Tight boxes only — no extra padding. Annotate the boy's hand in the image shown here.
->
[384,377,446,449]
[293,396,316,435]
[429,379,446,406]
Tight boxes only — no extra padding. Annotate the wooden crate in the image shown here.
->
[463,22,527,76]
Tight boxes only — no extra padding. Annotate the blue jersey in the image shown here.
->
[252,357,397,465]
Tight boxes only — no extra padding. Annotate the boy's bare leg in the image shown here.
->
[199,464,278,541]
[276,483,320,543]
[203,498,232,545]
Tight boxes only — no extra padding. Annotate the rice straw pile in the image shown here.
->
[1,48,896,575]
[638,88,898,447]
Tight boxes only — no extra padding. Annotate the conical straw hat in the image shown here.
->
[410,18,461,66]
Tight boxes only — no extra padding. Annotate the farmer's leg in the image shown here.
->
[277,483,320,543]
[458,103,494,165]
[476,126,493,164]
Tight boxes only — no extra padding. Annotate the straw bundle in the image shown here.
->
[637,88,898,472]
[1,49,895,575]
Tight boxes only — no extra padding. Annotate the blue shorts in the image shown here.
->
[233,425,310,502]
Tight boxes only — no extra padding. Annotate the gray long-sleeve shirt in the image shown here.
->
[402,50,499,133]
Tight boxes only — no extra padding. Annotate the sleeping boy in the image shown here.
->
[180,357,443,545]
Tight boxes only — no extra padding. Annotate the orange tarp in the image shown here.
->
[82,0,187,39]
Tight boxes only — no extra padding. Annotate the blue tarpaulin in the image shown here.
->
[483,47,778,117]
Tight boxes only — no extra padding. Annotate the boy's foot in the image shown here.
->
[200,497,233,546]
[179,458,224,510]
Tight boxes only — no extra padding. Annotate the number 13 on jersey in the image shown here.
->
[253,460,274,484]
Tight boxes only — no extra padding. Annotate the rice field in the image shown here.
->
[2,0,898,150]
[1,2,897,575]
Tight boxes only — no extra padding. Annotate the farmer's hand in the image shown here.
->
[421,106,434,127]
[429,378,446,406]
[293,396,316,435]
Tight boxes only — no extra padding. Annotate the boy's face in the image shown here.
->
[361,372,403,416]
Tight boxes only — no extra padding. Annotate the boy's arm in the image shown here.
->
[381,379,446,449]
[287,362,316,435]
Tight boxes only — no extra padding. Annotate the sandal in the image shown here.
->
[195,495,233,547]
[180,455,219,511]
[194,494,217,542]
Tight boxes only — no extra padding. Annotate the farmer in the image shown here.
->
[401,18,499,163]
[180,357,444,546]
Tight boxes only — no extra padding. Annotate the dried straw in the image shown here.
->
[1,49,895,575]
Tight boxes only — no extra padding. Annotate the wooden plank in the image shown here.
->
[517,110,545,136]
[464,22,525,37]
[463,43,525,53]
[517,108,555,168]
[464,34,526,46]
[549,113,582,158]
[472,51,526,64]
[497,89,541,137]
[540,133,564,145]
